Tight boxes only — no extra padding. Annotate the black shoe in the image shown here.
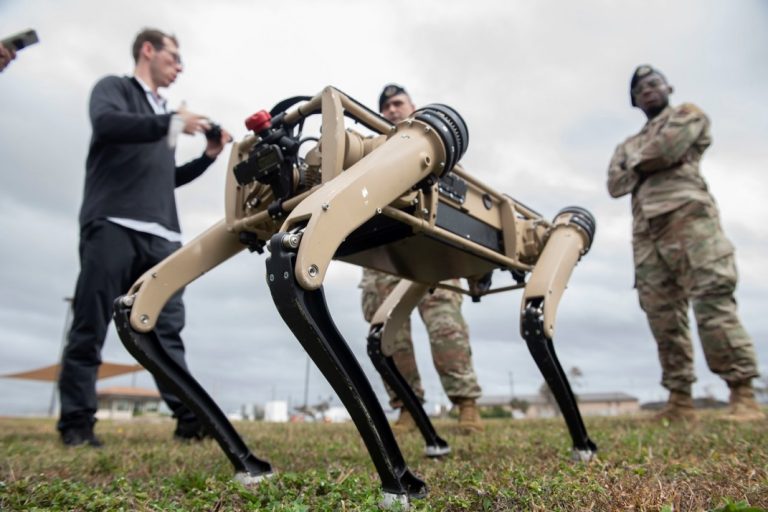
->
[61,426,103,448]
[173,419,210,442]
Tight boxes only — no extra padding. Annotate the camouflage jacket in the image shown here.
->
[607,104,714,231]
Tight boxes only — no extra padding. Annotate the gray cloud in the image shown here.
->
[1,0,766,421]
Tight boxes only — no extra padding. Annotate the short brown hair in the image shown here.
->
[132,28,178,63]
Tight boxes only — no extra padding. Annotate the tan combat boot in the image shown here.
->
[722,382,766,422]
[392,408,417,433]
[456,398,484,435]
[654,390,697,423]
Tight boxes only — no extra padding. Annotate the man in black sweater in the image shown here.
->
[58,28,231,446]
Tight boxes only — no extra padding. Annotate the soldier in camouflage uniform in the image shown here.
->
[360,84,483,434]
[607,65,763,422]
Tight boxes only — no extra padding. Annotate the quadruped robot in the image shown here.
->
[114,86,597,507]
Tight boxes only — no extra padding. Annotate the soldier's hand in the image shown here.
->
[625,152,641,171]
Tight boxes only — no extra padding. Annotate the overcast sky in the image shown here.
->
[1,0,766,418]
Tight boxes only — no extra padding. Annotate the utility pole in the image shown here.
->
[303,355,310,409]
[508,371,514,400]
[49,297,73,417]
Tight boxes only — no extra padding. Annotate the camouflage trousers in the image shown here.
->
[360,268,482,408]
[633,200,758,393]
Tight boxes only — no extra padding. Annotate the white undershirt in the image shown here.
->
[105,76,184,243]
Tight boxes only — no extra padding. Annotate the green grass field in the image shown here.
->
[1,413,766,511]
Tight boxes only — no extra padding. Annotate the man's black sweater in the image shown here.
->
[79,75,213,232]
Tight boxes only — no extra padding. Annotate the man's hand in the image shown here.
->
[204,128,233,159]
[176,104,210,135]
[0,43,17,72]
[625,151,641,172]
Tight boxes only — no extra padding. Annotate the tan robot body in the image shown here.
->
[114,86,596,506]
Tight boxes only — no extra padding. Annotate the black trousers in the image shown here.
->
[57,220,196,431]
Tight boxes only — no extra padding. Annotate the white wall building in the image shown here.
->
[263,400,289,422]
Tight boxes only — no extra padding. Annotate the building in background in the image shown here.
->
[264,400,289,422]
[96,386,162,420]
[477,392,640,419]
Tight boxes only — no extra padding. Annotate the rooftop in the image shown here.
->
[478,392,639,407]
[97,386,160,399]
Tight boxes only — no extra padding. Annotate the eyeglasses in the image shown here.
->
[160,47,182,66]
